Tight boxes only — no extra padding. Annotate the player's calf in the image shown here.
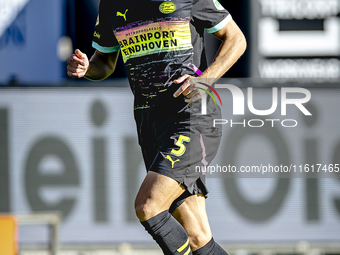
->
[141,211,192,255]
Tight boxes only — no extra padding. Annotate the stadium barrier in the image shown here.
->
[1,212,61,255]
[0,215,18,255]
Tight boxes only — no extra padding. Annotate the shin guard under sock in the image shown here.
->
[141,210,192,255]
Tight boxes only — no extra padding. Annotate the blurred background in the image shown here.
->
[0,0,340,254]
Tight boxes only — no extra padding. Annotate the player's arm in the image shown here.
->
[174,19,246,102]
[202,19,246,82]
[67,49,119,81]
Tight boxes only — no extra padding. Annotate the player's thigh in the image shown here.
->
[135,171,185,221]
[172,194,212,249]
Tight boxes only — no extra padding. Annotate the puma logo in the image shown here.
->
[116,9,128,21]
[165,155,180,169]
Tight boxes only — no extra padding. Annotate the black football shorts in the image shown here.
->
[135,97,222,211]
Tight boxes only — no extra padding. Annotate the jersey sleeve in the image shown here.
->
[92,3,120,53]
[192,0,232,34]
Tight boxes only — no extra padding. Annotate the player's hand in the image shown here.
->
[67,49,89,78]
[173,74,202,103]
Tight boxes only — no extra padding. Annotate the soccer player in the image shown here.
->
[67,0,246,254]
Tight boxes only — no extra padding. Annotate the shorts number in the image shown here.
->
[171,135,191,157]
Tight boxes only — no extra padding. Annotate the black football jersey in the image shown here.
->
[92,0,231,111]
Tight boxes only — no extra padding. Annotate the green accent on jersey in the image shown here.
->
[92,42,120,53]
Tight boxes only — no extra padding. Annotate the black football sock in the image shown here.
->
[141,210,192,255]
[192,238,228,255]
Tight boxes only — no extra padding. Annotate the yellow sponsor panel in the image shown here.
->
[115,20,193,62]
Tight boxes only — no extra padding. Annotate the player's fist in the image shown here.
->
[67,49,89,78]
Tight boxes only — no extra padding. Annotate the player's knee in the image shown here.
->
[188,231,212,251]
[135,201,159,221]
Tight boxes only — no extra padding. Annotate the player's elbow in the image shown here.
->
[234,31,247,57]
[104,66,116,80]
[240,34,247,55]
[107,62,117,75]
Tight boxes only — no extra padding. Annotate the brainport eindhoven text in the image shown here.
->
[199,85,311,128]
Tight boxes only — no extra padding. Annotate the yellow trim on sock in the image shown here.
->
[177,238,189,253]
[183,246,191,255]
